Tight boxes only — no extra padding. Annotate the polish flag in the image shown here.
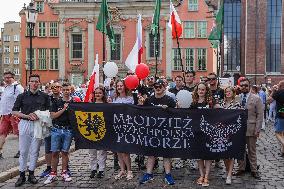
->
[84,54,100,102]
[125,14,143,72]
[168,1,182,39]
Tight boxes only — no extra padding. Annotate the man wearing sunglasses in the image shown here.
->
[207,73,224,105]
[235,78,263,180]
[0,71,24,159]
[40,81,62,178]
[139,79,176,185]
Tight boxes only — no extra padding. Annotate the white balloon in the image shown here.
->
[176,90,192,108]
[103,62,118,78]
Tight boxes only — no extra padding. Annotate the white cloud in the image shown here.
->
[0,0,30,29]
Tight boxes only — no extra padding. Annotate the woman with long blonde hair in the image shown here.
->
[220,86,242,185]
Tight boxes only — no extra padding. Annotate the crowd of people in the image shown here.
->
[0,70,283,187]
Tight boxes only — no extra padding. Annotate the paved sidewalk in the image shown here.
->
[1,123,284,188]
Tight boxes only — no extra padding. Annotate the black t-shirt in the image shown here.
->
[190,101,212,109]
[211,87,224,104]
[12,90,50,115]
[272,89,284,119]
[184,85,195,92]
[169,87,184,95]
[50,98,73,128]
[144,95,176,108]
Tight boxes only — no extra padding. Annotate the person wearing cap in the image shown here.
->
[139,79,176,185]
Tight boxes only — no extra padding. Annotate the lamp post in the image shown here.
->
[25,61,29,86]
[24,1,38,76]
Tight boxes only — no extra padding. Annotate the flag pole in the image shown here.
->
[174,28,185,83]
[154,29,159,80]
[102,1,106,81]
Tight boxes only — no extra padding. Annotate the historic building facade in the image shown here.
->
[20,0,215,86]
[206,0,284,85]
[1,22,21,81]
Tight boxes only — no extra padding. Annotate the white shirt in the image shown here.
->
[113,96,134,104]
[0,82,24,115]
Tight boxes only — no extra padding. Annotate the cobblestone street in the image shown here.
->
[1,123,284,189]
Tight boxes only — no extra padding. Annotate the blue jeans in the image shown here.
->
[51,127,73,152]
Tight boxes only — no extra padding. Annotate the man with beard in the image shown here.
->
[139,79,176,185]
[235,78,263,179]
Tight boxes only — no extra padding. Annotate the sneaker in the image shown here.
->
[226,176,232,185]
[14,151,20,158]
[90,170,97,178]
[139,173,154,184]
[44,174,57,184]
[97,171,104,178]
[175,159,184,169]
[164,173,175,185]
[66,168,72,176]
[40,168,51,178]
[61,171,72,182]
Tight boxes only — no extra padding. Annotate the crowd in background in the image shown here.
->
[0,70,283,187]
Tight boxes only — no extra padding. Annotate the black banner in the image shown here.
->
[69,103,247,160]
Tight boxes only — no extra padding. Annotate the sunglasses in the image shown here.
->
[51,86,61,89]
[240,84,249,87]
[154,85,163,89]
[208,78,216,81]
[148,77,155,81]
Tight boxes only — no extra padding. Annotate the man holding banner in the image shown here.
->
[139,79,176,185]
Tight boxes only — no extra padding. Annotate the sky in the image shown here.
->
[0,0,30,30]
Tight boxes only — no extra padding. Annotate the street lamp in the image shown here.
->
[25,61,29,87]
[24,1,38,76]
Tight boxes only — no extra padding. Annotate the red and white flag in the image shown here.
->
[168,0,182,39]
[125,14,143,72]
[84,54,99,102]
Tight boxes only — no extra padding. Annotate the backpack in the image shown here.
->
[5,84,18,95]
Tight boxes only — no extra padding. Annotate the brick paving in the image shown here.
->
[1,123,284,189]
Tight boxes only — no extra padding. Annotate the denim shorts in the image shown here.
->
[274,118,284,132]
[51,127,73,152]
[44,136,51,153]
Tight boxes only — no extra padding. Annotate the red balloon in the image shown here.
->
[124,75,139,90]
[238,77,246,86]
[73,96,81,102]
[135,63,150,80]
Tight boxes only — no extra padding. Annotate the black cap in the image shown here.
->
[154,79,165,86]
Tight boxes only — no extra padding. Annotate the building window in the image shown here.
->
[149,33,160,58]
[38,22,46,37]
[4,57,10,64]
[197,48,207,71]
[71,34,83,59]
[185,48,195,71]
[49,22,58,37]
[188,0,198,11]
[14,46,19,53]
[14,35,19,41]
[26,24,35,36]
[3,35,10,42]
[36,1,44,13]
[184,21,195,38]
[38,48,47,70]
[14,57,19,64]
[266,0,282,72]
[110,34,121,61]
[4,46,10,53]
[224,0,241,72]
[14,68,20,76]
[172,48,182,71]
[26,48,36,70]
[50,48,59,70]
[197,21,207,38]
